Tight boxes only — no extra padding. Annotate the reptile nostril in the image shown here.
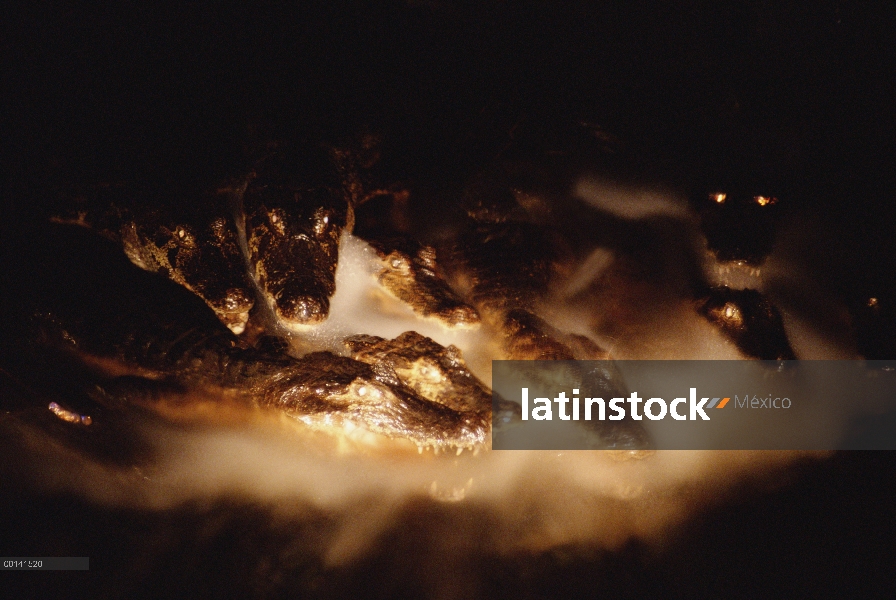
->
[277,293,328,325]
[223,288,254,312]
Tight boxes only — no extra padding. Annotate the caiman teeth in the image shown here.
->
[225,314,250,335]
[427,477,475,502]
[412,443,480,456]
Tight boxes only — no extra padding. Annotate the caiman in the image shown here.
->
[2,138,805,455]
[2,221,488,453]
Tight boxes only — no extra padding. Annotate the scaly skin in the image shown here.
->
[28,145,662,455]
[51,184,255,334]
[445,181,596,360]
[365,235,481,329]
[433,177,651,451]
[697,286,796,360]
[346,331,490,415]
[241,148,351,328]
[8,224,489,452]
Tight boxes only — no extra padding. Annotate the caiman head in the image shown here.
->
[118,190,256,335]
[695,183,784,269]
[242,148,351,329]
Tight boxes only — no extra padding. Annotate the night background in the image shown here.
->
[5,1,896,317]
[2,1,896,597]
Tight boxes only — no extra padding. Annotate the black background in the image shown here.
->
[3,1,896,598]
[4,0,896,300]
[5,1,896,201]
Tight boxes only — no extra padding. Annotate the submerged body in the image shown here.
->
[3,224,488,452]
[365,235,481,329]
[13,145,816,455]
[241,148,352,328]
[51,184,256,334]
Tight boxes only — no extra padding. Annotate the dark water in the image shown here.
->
[2,447,894,598]
[3,1,896,597]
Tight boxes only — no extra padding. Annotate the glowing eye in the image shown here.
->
[391,258,402,268]
[711,193,727,204]
[176,228,186,239]
[868,297,879,307]
[323,215,329,224]
[754,196,777,206]
[720,302,743,325]
[271,213,279,223]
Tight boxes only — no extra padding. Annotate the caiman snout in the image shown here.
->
[222,287,255,313]
[275,291,328,326]
[213,288,255,335]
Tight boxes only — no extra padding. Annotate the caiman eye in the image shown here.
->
[209,218,233,243]
[210,217,227,234]
[387,252,411,272]
[313,210,332,237]
[172,226,195,247]
[715,302,743,327]
[268,209,288,234]
[754,196,777,206]
[710,192,727,204]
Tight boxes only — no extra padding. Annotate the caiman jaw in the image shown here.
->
[216,288,255,335]
[273,369,489,455]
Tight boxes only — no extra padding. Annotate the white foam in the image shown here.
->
[14,183,845,573]
[576,178,691,220]
[284,232,496,379]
